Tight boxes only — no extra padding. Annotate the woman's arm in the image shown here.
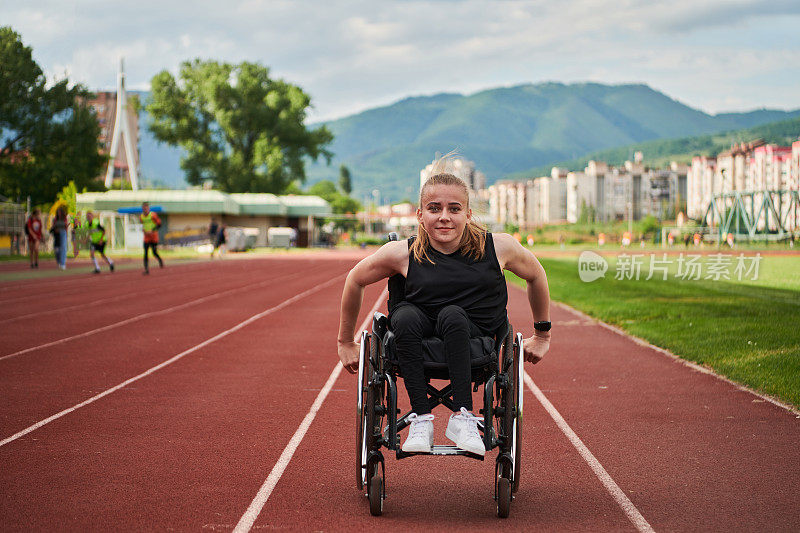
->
[494,233,551,364]
[337,240,408,373]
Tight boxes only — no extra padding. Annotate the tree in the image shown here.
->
[308,179,338,199]
[56,180,79,215]
[146,60,333,194]
[0,27,105,205]
[339,164,352,194]
[308,179,361,214]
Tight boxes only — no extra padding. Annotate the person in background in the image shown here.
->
[141,202,164,274]
[50,206,69,270]
[85,211,114,274]
[71,211,83,258]
[211,223,226,258]
[208,217,219,243]
[25,209,43,268]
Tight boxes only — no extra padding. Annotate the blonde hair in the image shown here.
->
[411,154,486,264]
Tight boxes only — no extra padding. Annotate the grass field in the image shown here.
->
[509,250,800,408]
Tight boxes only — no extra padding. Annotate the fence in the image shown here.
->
[0,200,27,255]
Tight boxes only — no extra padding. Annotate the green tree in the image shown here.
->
[329,194,360,215]
[307,179,361,215]
[0,26,105,205]
[57,180,79,214]
[308,179,338,200]
[146,59,333,194]
[339,164,352,194]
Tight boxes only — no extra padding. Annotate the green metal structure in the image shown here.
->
[700,189,800,242]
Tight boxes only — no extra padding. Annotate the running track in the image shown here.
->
[1,252,798,531]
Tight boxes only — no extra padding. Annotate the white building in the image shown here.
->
[420,156,486,192]
[566,171,595,223]
[687,139,800,228]
[487,174,567,228]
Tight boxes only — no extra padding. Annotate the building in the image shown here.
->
[420,157,486,192]
[750,144,793,190]
[76,190,330,248]
[688,156,716,219]
[85,91,140,184]
[566,171,596,223]
[687,139,800,231]
[793,140,800,191]
[487,174,567,228]
[487,156,687,228]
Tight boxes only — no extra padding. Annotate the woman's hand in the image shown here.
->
[338,340,360,374]
[522,331,551,364]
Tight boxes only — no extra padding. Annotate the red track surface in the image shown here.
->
[1,253,798,531]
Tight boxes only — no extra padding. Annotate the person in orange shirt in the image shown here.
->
[140,202,164,275]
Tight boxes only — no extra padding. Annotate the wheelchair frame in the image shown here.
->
[356,311,525,517]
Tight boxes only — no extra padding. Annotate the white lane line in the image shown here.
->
[552,301,800,418]
[0,273,347,448]
[233,288,388,533]
[0,260,212,303]
[0,277,208,325]
[524,371,655,533]
[0,269,309,362]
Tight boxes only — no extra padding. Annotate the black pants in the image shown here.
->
[390,303,484,415]
[144,242,162,270]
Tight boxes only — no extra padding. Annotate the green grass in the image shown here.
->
[508,253,800,408]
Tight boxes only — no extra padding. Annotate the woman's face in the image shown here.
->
[417,184,472,249]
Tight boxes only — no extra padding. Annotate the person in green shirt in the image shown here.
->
[85,211,114,274]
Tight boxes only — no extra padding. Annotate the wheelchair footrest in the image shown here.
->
[397,445,485,461]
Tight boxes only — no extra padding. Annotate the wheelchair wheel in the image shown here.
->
[497,476,511,518]
[368,469,383,516]
[356,331,370,490]
[512,333,524,493]
[500,326,515,476]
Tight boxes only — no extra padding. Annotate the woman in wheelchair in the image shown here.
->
[337,170,551,457]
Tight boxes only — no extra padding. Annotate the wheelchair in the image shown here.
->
[355,243,525,518]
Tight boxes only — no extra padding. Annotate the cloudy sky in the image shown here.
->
[4,0,800,122]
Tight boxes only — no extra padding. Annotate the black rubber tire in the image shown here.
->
[369,475,383,516]
[356,335,369,490]
[512,336,522,493]
[497,476,511,518]
[367,332,381,454]
[500,327,515,480]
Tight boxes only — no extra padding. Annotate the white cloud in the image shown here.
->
[3,0,799,120]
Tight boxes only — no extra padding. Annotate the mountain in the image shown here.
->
[306,82,800,200]
[507,116,800,179]
[130,84,800,198]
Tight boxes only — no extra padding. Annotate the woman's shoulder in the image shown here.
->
[374,238,410,261]
[490,232,523,266]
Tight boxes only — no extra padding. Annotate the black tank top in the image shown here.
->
[404,233,508,334]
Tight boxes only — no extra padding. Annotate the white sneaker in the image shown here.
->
[402,413,434,453]
[445,407,485,456]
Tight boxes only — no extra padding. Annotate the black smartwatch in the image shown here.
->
[533,321,552,332]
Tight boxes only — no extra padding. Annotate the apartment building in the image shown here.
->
[488,174,567,228]
[420,156,486,192]
[688,156,717,219]
[749,144,793,190]
[687,139,800,224]
[85,91,140,183]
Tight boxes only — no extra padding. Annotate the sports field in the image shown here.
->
[510,249,800,407]
[1,251,799,531]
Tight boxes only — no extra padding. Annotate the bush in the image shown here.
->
[640,215,661,236]
[352,236,384,246]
